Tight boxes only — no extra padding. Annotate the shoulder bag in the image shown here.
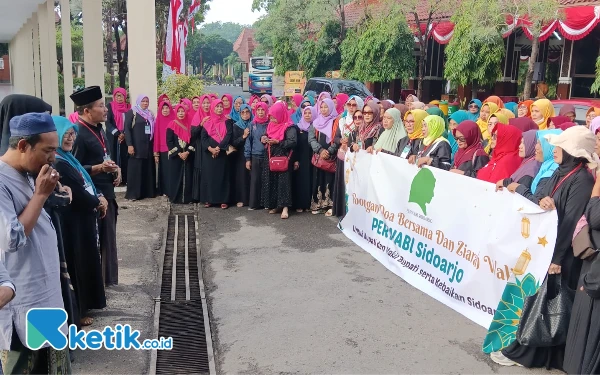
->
[268,144,292,172]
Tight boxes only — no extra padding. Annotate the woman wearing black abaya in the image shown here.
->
[200,100,232,209]
[492,126,596,370]
[124,95,157,200]
[564,184,600,374]
[332,96,364,218]
[166,104,195,204]
[229,104,252,207]
[53,116,106,328]
[105,88,131,183]
[261,101,297,219]
[292,104,316,213]
[0,94,52,155]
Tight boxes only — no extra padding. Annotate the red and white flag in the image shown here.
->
[163,0,184,76]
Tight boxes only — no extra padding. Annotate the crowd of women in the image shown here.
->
[67,86,600,374]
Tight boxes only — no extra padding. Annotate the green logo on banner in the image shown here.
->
[409,168,437,215]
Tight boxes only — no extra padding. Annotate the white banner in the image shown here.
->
[340,151,557,328]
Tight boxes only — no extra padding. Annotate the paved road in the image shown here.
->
[204,84,249,101]
[198,207,555,374]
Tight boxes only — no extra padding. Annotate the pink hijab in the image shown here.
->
[254,102,269,125]
[111,87,130,131]
[204,100,227,143]
[267,102,292,141]
[221,94,233,116]
[68,112,79,124]
[334,93,349,115]
[168,104,191,144]
[192,94,212,126]
[154,100,175,153]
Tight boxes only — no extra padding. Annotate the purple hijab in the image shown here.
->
[298,105,317,132]
[133,94,156,140]
[510,130,541,182]
[312,98,338,143]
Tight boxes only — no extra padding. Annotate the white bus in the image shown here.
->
[246,56,274,95]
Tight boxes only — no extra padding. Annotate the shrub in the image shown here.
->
[159,74,204,103]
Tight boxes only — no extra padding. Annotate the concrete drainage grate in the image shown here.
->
[151,211,214,375]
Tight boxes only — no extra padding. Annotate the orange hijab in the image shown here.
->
[484,96,505,109]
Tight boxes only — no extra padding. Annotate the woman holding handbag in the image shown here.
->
[492,126,596,370]
[261,101,297,219]
[309,98,339,215]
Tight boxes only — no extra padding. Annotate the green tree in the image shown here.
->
[444,0,504,88]
[200,22,248,43]
[254,0,350,77]
[340,11,414,82]
[393,0,459,99]
[592,58,600,96]
[186,33,233,75]
[510,0,561,99]
[56,22,85,73]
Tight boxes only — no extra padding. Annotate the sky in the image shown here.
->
[202,0,266,25]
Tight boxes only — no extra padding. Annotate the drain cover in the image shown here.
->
[155,214,211,374]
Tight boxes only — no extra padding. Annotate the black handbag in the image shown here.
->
[516,275,575,347]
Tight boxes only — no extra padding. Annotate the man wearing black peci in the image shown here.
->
[70,86,121,286]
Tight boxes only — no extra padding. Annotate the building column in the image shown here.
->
[32,14,42,97]
[557,39,573,100]
[45,0,60,113]
[126,0,157,113]
[9,28,22,92]
[23,19,35,96]
[82,0,104,97]
[61,0,74,114]
[38,3,51,103]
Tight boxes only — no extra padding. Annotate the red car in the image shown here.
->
[551,99,600,125]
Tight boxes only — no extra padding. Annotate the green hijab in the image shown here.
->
[374,108,407,152]
[423,115,448,146]
[426,107,448,128]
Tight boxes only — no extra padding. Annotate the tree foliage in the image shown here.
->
[186,33,233,74]
[159,74,204,103]
[444,0,504,87]
[340,12,414,82]
[254,0,348,77]
[592,57,600,95]
[200,22,248,43]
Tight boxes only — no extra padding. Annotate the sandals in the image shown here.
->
[204,203,211,208]
[221,204,228,209]
[80,317,94,326]
[296,209,304,213]
[236,202,244,208]
[325,209,333,217]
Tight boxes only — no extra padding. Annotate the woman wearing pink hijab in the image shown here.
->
[333,93,349,116]
[221,94,233,117]
[289,94,304,115]
[166,104,195,204]
[154,100,175,197]
[200,100,232,209]
[106,87,131,183]
[261,101,297,219]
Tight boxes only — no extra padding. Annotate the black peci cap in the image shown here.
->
[70,86,103,106]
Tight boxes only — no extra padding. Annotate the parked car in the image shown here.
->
[304,78,372,98]
[551,99,600,125]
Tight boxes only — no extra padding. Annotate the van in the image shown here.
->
[303,78,372,98]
